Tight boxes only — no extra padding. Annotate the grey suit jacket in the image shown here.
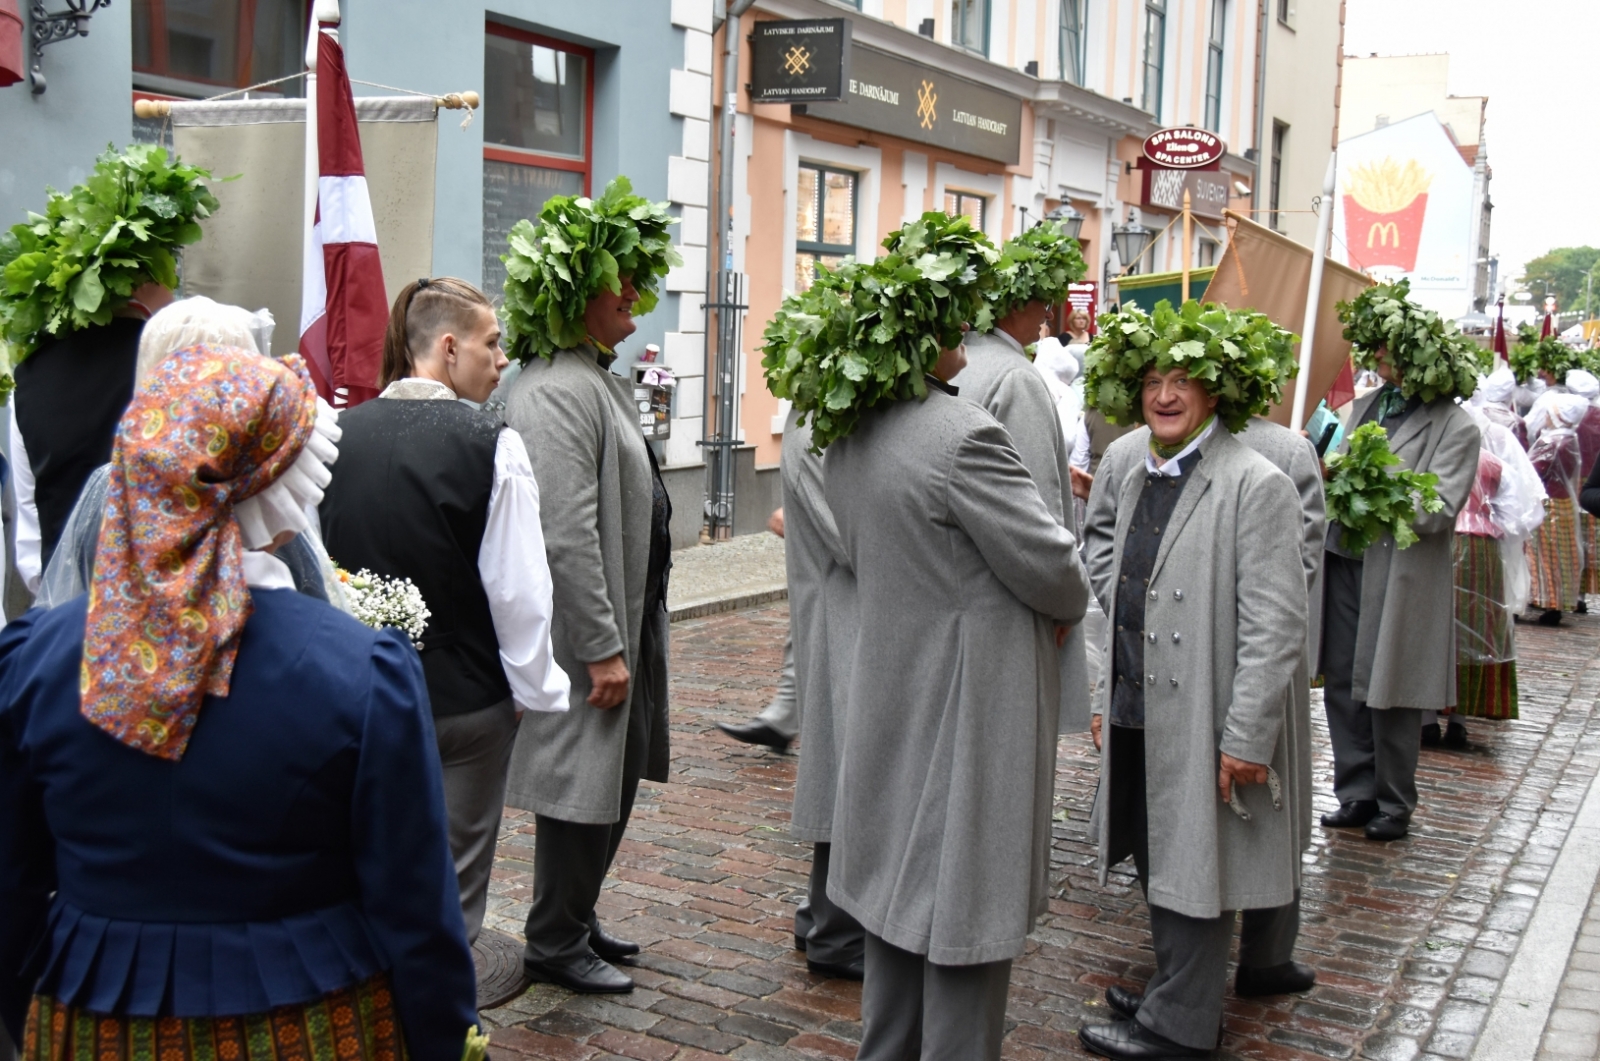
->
[502,346,670,824]
[825,385,1089,964]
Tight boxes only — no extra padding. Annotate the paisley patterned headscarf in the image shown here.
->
[81,345,319,760]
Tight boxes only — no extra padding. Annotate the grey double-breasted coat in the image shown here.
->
[502,346,671,824]
[952,330,1093,733]
[783,408,858,843]
[1328,393,1479,711]
[824,384,1090,965]
[1082,427,1307,919]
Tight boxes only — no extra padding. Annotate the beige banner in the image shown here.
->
[169,97,438,356]
[1202,211,1372,426]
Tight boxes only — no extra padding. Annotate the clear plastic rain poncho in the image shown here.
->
[1525,394,1589,611]
[1457,406,1547,635]
[1475,367,1527,448]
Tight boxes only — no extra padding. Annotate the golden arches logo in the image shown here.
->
[782,45,812,76]
[916,80,938,130]
[1367,222,1400,249]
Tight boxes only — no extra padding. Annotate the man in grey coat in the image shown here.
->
[1320,361,1479,842]
[504,276,673,994]
[825,342,1091,1059]
[1078,367,1307,1059]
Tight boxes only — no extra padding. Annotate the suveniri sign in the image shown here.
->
[1141,166,1231,220]
[750,19,851,104]
[796,45,1023,165]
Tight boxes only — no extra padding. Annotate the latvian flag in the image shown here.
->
[299,21,387,407]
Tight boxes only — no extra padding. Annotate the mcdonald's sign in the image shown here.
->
[1368,221,1400,248]
[1342,193,1427,273]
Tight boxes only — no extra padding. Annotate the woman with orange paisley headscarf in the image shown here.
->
[0,346,482,1061]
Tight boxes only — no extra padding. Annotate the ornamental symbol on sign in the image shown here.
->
[783,45,812,76]
[916,80,938,130]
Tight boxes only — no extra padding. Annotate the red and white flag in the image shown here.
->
[299,23,387,407]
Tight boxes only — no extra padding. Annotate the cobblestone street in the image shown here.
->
[479,602,1600,1061]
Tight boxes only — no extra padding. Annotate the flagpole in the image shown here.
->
[1291,150,1336,434]
[1181,189,1192,302]
[304,0,339,353]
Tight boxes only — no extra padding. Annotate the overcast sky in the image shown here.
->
[1343,0,1599,291]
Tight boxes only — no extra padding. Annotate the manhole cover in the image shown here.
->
[474,928,530,1010]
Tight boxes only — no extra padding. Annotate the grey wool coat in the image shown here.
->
[1327,393,1479,710]
[502,345,670,823]
[1087,420,1325,863]
[952,330,1092,733]
[784,408,858,843]
[1082,427,1307,919]
[824,383,1091,965]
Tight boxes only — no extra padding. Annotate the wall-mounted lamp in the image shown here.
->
[1044,202,1085,241]
[28,0,109,94]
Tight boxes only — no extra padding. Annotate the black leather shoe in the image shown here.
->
[794,933,807,951]
[1576,599,1589,614]
[1539,608,1564,626]
[1235,960,1316,997]
[806,957,864,981]
[1420,722,1442,747]
[1320,800,1379,828]
[1365,813,1409,841]
[1106,984,1144,1019]
[523,952,634,993]
[1442,720,1469,750]
[715,720,792,753]
[1079,1018,1210,1059]
[589,922,640,961]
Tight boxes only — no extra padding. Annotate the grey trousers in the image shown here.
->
[523,687,650,966]
[433,698,520,944]
[755,631,799,739]
[793,841,866,966]
[857,934,1012,1061]
[1322,553,1425,818]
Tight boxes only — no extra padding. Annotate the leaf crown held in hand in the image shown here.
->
[1336,278,1479,403]
[1508,322,1589,384]
[0,143,220,360]
[1080,298,1299,434]
[984,219,1087,323]
[760,211,1000,451]
[500,175,682,363]
[1323,421,1444,554]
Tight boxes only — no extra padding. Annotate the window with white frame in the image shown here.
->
[1059,0,1085,85]
[795,164,858,292]
[1204,0,1225,132]
[951,0,988,55]
[944,190,987,231]
[1141,0,1165,120]
[1270,121,1288,231]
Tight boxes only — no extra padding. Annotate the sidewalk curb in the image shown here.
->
[668,584,788,624]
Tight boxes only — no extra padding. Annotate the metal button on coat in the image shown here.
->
[1149,590,1158,600]
[1170,677,1179,687]
[1172,632,1181,643]
[1148,632,1157,644]
[1147,674,1155,685]
[1174,589,1184,600]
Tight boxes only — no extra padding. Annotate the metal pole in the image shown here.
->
[1291,150,1336,434]
[1251,0,1270,221]
[1181,189,1192,302]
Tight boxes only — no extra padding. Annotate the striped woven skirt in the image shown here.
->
[1454,533,1518,720]
[1529,496,1583,611]
[20,975,407,1061]
[1583,511,1600,595]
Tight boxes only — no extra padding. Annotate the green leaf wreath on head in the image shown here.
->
[985,219,1087,324]
[500,175,681,363]
[0,144,220,360]
[1508,322,1586,384]
[1324,422,1444,554]
[761,211,1000,451]
[1336,278,1479,403]
[1081,299,1299,433]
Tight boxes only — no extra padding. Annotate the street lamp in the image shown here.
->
[1044,202,1086,241]
[1110,212,1153,276]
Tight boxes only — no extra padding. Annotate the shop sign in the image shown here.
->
[797,45,1022,165]
[1142,127,1226,170]
[1141,166,1231,221]
[1065,281,1098,335]
[750,19,852,104]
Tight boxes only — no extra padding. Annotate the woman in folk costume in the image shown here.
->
[1563,370,1600,599]
[1438,406,1545,740]
[0,347,481,1061]
[1525,394,1590,623]
[1475,366,1527,449]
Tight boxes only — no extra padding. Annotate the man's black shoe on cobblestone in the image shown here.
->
[805,956,864,981]
[589,921,640,960]
[1365,813,1409,841]
[1080,1018,1210,1059]
[1235,960,1315,997]
[523,952,634,993]
[715,719,792,753]
[1106,984,1144,1019]
[1320,800,1379,828]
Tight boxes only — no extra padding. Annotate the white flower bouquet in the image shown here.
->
[334,567,431,648]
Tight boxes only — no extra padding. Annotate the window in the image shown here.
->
[944,190,987,231]
[1198,238,1217,267]
[1276,0,1293,25]
[1059,0,1085,85]
[482,25,594,295]
[1204,0,1225,132]
[951,0,988,55]
[795,165,858,292]
[1270,121,1288,231]
[1141,1,1165,120]
[131,0,305,94]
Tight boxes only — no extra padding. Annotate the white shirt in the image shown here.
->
[379,378,570,714]
[1144,416,1217,477]
[243,549,296,590]
[9,402,41,594]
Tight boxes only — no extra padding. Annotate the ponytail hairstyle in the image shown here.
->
[380,277,496,390]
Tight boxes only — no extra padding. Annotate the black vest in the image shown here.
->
[320,398,511,716]
[14,318,144,569]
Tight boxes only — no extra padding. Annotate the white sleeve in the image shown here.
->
[480,427,572,713]
[1070,416,1092,472]
[10,402,41,594]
